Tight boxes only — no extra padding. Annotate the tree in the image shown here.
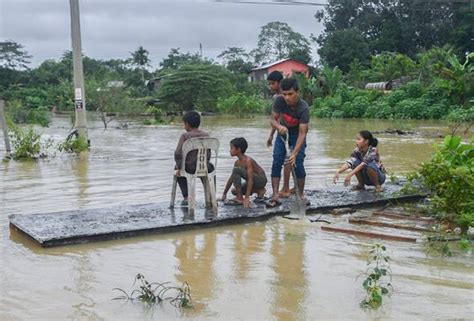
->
[157,64,234,112]
[159,48,203,70]
[253,22,311,64]
[0,40,32,70]
[218,47,254,74]
[315,28,370,73]
[315,0,473,67]
[130,46,151,82]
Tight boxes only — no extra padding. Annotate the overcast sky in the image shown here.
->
[0,0,325,68]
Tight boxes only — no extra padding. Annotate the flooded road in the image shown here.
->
[1,115,473,320]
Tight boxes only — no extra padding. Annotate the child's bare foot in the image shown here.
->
[375,185,384,193]
[279,189,291,198]
[351,185,365,191]
[256,188,266,198]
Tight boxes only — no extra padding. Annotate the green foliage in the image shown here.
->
[316,0,471,67]
[368,52,417,82]
[158,64,234,112]
[10,125,50,160]
[5,99,51,127]
[360,244,393,310]
[113,274,192,308]
[254,21,311,64]
[217,93,269,117]
[314,28,370,73]
[218,47,253,74]
[313,70,472,120]
[58,135,89,154]
[144,106,166,125]
[0,40,31,70]
[411,135,474,233]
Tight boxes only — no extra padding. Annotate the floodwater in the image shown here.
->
[1,115,473,321]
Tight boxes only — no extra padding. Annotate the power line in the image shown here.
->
[212,0,327,6]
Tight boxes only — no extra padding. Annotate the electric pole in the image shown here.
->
[69,0,88,143]
[0,100,12,156]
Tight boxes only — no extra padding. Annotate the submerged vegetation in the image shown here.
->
[9,125,51,160]
[410,136,473,233]
[113,274,192,309]
[401,135,474,256]
[360,244,393,310]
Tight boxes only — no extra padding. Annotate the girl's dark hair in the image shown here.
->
[359,130,378,147]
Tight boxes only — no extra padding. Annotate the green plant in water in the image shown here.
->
[113,273,192,308]
[58,134,89,154]
[9,125,51,160]
[360,243,393,310]
[144,106,167,125]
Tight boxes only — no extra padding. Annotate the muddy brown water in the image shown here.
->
[1,115,473,321]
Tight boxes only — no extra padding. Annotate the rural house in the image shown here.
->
[248,58,309,83]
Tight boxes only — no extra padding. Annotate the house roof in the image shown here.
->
[250,58,307,71]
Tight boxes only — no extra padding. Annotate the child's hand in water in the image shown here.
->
[344,175,352,186]
[333,173,339,184]
[243,197,251,208]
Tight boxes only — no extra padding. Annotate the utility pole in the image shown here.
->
[69,0,88,143]
[199,43,203,59]
[0,100,12,156]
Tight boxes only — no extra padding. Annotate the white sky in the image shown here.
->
[0,0,325,68]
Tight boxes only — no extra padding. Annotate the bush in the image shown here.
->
[6,100,51,127]
[393,98,426,119]
[412,135,474,232]
[10,126,50,160]
[58,135,88,154]
[217,93,269,117]
[342,95,370,118]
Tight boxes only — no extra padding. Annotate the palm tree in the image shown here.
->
[130,46,151,82]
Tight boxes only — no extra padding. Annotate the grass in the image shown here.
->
[113,273,192,308]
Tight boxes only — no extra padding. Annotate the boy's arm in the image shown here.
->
[270,112,287,135]
[267,127,276,147]
[222,161,237,199]
[174,134,186,170]
[288,123,308,166]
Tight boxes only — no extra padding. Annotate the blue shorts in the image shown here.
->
[271,133,306,179]
[353,159,386,186]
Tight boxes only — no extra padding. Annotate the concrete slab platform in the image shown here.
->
[9,182,425,247]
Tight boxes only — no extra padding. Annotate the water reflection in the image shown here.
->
[232,223,266,280]
[72,153,90,208]
[173,232,217,313]
[270,222,307,321]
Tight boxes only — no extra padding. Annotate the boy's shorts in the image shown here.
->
[271,133,306,179]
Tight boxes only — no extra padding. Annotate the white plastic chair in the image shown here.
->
[170,137,219,214]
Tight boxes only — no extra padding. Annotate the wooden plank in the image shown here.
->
[321,226,417,243]
[373,211,435,222]
[348,217,431,232]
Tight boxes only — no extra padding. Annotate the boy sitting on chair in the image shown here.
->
[174,111,212,205]
[221,137,267,208]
